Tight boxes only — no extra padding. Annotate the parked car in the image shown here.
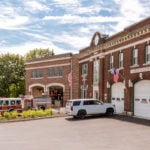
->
[65,99,115,119]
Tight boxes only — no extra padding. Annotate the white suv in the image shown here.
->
[66,99,115,119]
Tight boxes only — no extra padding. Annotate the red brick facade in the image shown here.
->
[79,17,150,117]
[25,17,150,118]
[25,53,79,106]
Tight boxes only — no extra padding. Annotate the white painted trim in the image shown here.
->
[46,83,65,92]
[25,56,72,65]
[79,37,150,63]
[130,66,150,74]
[26,63,70,70]
[29,83,45,93]
[79,58,90,63]
[105,37,150,55]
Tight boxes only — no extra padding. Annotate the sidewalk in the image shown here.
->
[52,107,66,115]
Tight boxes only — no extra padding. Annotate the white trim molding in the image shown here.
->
[46,83,65,92]
[29,83,45,93]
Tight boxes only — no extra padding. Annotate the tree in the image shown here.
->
[0,53,25,97]
[25,48,54,61]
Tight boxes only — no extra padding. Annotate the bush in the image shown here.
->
[21,109,53,118]
[10,111,18,119]
[21,110,36,118]
[3,111,18,119]
[0,109,53,120]
[3,112,11,119]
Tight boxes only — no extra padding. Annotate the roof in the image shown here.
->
[26,53,73,63]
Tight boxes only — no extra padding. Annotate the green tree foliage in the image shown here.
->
[0,53,25,97]
[25,48,54,61]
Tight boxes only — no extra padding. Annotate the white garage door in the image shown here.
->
[134,80,150,119]
[111,82,124,114]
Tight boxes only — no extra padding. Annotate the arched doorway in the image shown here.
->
[49,86,63,107]
[32,86,44,97]
[111,82,125,114]
[134,80,150,119]
[29,84,45,97]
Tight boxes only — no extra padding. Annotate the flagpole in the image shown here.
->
[70,59,72,99]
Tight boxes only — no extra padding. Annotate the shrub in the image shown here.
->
[0,108,53,120]
[3,112,11,119]
[21,109,53,118]
[10,111,18,119]
[2,111,18,119]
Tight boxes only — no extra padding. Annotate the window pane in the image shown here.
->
[110,55,113,69]
[11,100,15,105]
[145,45,150,63]
[16,100,21,105]
[82,64,88,75]
[0,100,3,105]
[93,60,99,84]
[73,101,81,106]
[132,48,138,65]
[31,70,44,78]
[48,67,63,77]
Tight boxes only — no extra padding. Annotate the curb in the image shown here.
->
[0,113,67,123]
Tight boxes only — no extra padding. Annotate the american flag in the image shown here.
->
[111,69,119,83]
[68,71,72,86]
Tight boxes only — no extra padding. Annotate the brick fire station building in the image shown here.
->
[25,17,150,119]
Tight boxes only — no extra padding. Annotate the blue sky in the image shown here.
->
[0,0,150,56]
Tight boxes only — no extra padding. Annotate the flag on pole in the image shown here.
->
[68,71,72,86]
[111,69,119,83]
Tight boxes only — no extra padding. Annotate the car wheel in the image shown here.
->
[77,110,86,119]
[73,116,77,119]
[106,108,114,116]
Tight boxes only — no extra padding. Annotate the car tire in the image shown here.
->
[106,108,114,116]
[77,110,86,119]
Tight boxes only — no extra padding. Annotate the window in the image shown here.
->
[48,67,63,77]
[31,70,44,78]
[11,100,15,105]
[0,100,3,105]
[3,100,9,105]
[81,85,88,99]
[82,63,88,75]
[16,100,21,105]
[93,60,99,84]
[73,101,81,106]
[109,55,114,69]
[145,45,150,64]
[83,100,99,105]
[119,52,123,68]
[132,48,138,65]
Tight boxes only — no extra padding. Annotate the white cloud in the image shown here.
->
[112,0,150,32]
[65,5,101,15]
[52,33,91,49]
[23,1,51,12]
[0,41,68,56]
[22,31,51,41]
[43,15,121,24]
[53,0,80,5]
[0,6,30,29]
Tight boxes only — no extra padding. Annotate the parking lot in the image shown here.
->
[0,115,150,150]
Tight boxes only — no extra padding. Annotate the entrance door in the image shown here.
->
[49,86,63,107]
[111,82,124,114]
[134,80,150,119]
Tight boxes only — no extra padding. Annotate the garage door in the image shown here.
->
[111,82,124,114]
[134,80,150,119]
